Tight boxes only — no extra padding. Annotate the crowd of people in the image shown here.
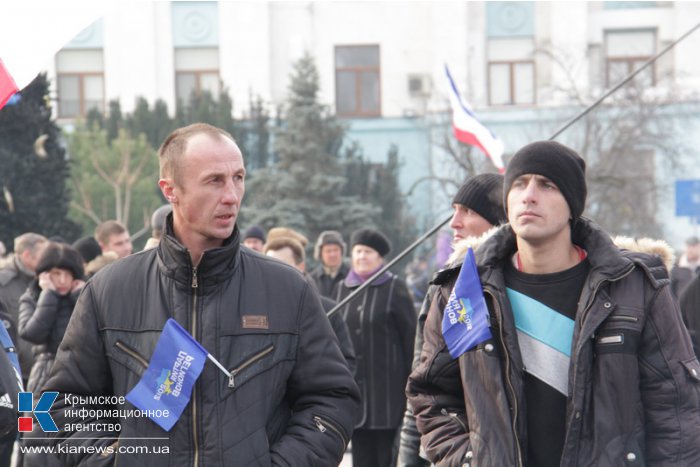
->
[0,124,698,466]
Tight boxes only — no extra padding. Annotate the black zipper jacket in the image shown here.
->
[46,221,360,466]
[407,219,700,466]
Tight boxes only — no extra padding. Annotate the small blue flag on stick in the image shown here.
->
[442,247,492,358]
[126,319,208,431]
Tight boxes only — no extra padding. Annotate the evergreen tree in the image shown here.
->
[0,74,81,245]
[241,54,379,244]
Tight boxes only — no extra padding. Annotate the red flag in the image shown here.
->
[0,59,18,110]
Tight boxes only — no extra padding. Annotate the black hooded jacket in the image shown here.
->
[407,219,700,466]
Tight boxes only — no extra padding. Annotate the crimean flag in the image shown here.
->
[442,247,493,358]
[0,60,18,110]
[445,64,505,173]
[0,1,105,111]
[125,319,208,431]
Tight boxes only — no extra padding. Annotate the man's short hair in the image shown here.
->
[95,220,128,245]
[264,237,305,265]
[686,236,700,247]
[14,233,48,255]
[158,123,235,185]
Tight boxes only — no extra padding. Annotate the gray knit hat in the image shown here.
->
[314,230,347,260]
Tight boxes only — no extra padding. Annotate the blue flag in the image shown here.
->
[126,319,207,431]
[442,247,492,358]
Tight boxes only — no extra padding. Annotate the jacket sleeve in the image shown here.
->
[406,284,472,465]
[44,283,119,466]
[679,274,700,357]
[18,289,60,345]
[640,278,700,466]
[328,311,356,375]
[398,285,435,467]
[392,278,418,380]
[269,283,360,467]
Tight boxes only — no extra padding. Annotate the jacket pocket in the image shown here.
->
[313,414,349,452]
[110,340,148,376]
[218,332,297,398]
[681,357,700,383]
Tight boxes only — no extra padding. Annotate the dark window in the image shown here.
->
[335,45,381,117]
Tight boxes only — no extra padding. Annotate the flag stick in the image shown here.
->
[326,20,700,319]
[207,353,231,378]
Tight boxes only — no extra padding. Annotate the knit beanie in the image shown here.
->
[504,141,587,219]
[350,229,391,258]
[314,230,347,260]
[36,242,85,281]
[242,225,266,243]
[72,236,101,264]
[453,173,507,226]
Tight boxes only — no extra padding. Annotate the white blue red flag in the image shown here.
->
[126,319,208,431]
[445,64,505,173]
[442,247,493,358]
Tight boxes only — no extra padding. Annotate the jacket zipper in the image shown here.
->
[313,415,349,450]
[191,266,199,467]
[228,345,275,389]
[440,408,468,432]
[114,341,148,369]
[485,288,523,467]
[565,264,635,461]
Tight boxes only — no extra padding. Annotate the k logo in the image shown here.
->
[18,392,58,432]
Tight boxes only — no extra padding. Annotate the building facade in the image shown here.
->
[48,1,700,248]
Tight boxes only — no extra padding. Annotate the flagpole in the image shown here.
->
[326,20,700,320]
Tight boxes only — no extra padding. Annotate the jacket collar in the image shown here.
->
[157,215,241,292]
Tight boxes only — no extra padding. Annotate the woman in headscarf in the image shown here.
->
[332,228,416,467]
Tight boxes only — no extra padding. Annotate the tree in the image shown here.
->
[538,45,689,237]
[241,53,380,244]
[0,74,81,245]
[68,123,160,236]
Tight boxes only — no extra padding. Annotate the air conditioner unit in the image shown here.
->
[408,74,432,97]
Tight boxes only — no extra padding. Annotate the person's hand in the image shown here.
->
[71,279,86,292]
[38,272,55,291]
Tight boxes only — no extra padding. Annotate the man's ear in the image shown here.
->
[159,179,177,204]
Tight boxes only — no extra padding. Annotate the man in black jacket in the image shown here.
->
[407,141,700,466]
[46,123,360,466]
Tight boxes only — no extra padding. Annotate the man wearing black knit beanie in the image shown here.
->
[407,140,700,466]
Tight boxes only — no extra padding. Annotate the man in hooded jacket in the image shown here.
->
[407,141,700,466]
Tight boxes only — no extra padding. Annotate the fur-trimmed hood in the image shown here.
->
[447,221,675,271]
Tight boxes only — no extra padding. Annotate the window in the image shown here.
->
[55,50,104,118]
[605,29,656,87]
[487,38,535,106]
[335,45,381,117]
[174,48,220,106]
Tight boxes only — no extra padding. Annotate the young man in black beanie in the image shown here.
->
[408,140,700,466]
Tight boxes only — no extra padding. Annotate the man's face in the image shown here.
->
[449,204,493,243]
[687,243,700,263]
[507,174,571,246]
[321,244,343,269]
[161,133,245,252]
[102,231,133,258]
[21,241,48,273]
[243,238,264,252]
